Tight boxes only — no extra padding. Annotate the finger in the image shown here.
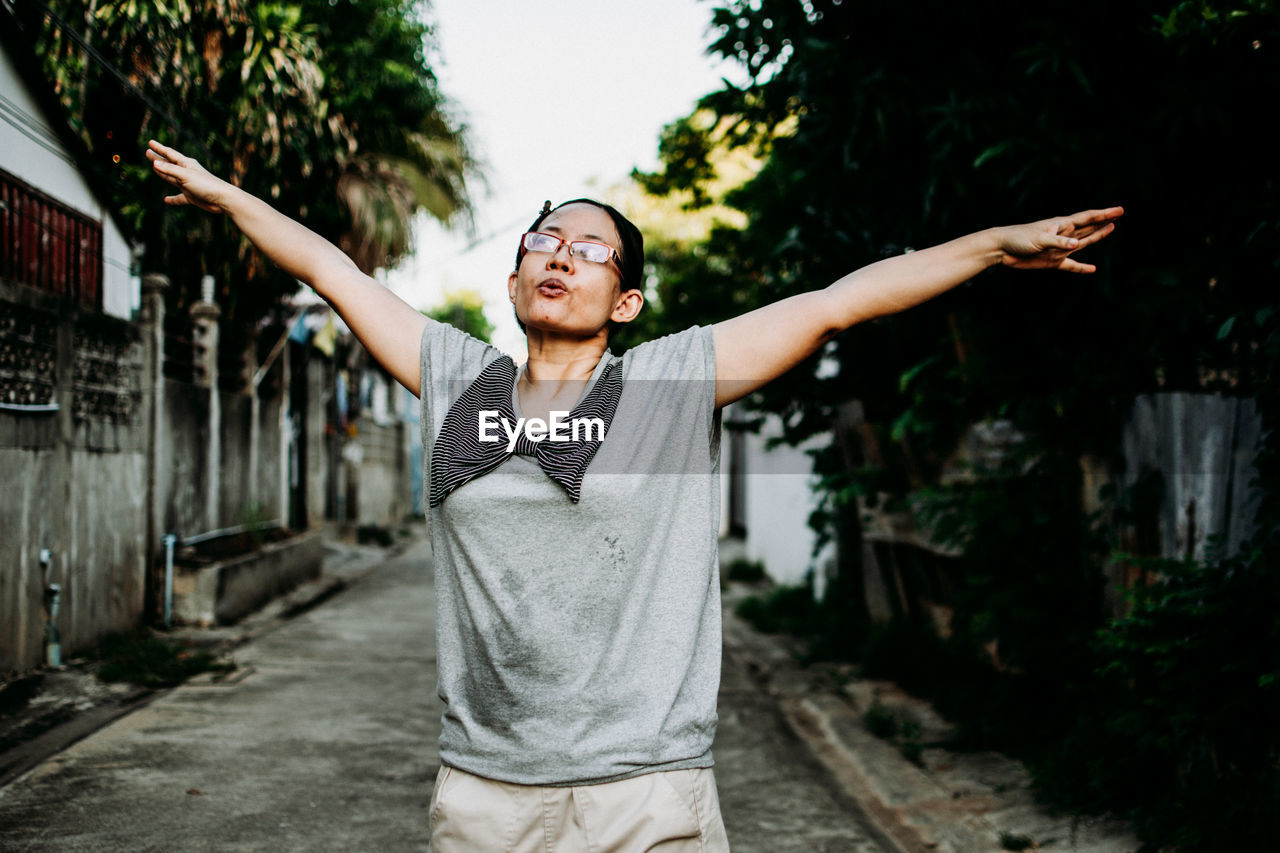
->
[148,139,185,163]
[1049,233,1081,251]
[145,148,178,168]
[150,160,183,185]
[1072,221,1116,248]
[1059,258,1096,274]
[1068,207,1124,228]
[163,194,190,206]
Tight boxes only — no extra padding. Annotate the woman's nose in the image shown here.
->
[547,243,574,269]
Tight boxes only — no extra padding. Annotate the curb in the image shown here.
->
[721,581,1140,853]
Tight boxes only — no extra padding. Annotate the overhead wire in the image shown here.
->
[0,100,77,166]
[0,91,63,145]
[27,0,191,146]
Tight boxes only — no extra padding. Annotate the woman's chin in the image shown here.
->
[524,318,605,341]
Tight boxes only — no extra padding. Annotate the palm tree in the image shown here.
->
[338,112,476,274]
[31,0,476,317]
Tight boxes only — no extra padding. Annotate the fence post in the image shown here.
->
[245,334,260,522]
[190,275,221,531]
[139,272,168,622]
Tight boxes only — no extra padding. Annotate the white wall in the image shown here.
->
[0,47,137,319]
[726,405,835,594]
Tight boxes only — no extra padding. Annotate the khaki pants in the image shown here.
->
[428,765,731,852]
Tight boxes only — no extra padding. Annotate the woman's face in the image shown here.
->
[508,203,640,341]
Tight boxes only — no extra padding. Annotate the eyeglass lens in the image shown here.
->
[523,232,614,265]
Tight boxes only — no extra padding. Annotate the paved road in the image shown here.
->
[714,641,896,852]
[0,537,892,852]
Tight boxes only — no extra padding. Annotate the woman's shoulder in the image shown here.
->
[420,320,508,400]
[621,325,713,380]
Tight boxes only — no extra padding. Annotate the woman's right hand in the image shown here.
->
[145,140,234,214]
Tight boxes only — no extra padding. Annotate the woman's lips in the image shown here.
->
[536,279,567,297]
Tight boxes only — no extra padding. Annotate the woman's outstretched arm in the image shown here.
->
[146,140,429,394]
[711,207,1124,408]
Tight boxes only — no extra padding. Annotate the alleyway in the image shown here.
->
[0,536,894,852]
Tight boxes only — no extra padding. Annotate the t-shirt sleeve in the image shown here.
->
[621,325,720,458]
[623,325,715,380]
[419,320,505,491]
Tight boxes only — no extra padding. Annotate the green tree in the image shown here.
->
[26,0,475,353]
[425,291,494,344]
[644,0,1278,451]
[638,1,1280,846]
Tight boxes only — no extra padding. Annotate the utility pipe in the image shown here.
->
[44,584,62,668]
[163,533,176,629]
[179,520,282,547]
[40,548,61,667]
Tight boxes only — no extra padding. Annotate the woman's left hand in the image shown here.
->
[997,207,1125,273]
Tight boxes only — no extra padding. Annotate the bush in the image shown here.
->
[725,557,766,582]
[734,585,816,635]
[1033,551,1280,850]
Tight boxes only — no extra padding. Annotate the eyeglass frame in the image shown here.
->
[517,231,623,273]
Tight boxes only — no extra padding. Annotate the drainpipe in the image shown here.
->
[163,534,177,628]
[41,548,62,668]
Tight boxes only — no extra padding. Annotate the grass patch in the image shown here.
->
[725,557,767,583]
[863,701,926,766]
[733,577,864,662]
[734,584,816,635]
[94,632,235,688]
[862,701,900,739]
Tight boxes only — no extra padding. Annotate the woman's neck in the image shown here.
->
[522,331,608,383]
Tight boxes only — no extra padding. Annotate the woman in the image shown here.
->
[147,139,1121,851]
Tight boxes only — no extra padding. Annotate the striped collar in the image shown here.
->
[430,354,623,507]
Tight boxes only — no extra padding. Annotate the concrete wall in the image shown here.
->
[1,283,326,678]
[728,391,1264,634]
[0,291,148,677]
[723,405,835,592]
[156,378,210,539]
[742,418,834,591]
[349,417,410,527]
[216,391,285,529]
[1121,393,1262,561]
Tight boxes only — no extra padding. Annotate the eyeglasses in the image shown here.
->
[519,231,621,269]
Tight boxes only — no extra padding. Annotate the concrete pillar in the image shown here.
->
[140,273,168,621]
[190,276,221,532]
[279,339,292,527]
[245,336,260,517]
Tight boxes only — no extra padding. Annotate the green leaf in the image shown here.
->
[898,356,938,393]
[972,141,1012,169]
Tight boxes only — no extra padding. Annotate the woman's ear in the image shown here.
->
[611,288,644,324]
[507,270,518,303]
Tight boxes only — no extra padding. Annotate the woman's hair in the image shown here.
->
[511,198,645,339]
[515,198,645,295]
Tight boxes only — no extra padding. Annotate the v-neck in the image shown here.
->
[511,351,615,421]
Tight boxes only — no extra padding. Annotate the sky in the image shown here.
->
[383,0,740,356]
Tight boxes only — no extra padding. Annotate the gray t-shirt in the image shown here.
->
[419,321,722,785]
